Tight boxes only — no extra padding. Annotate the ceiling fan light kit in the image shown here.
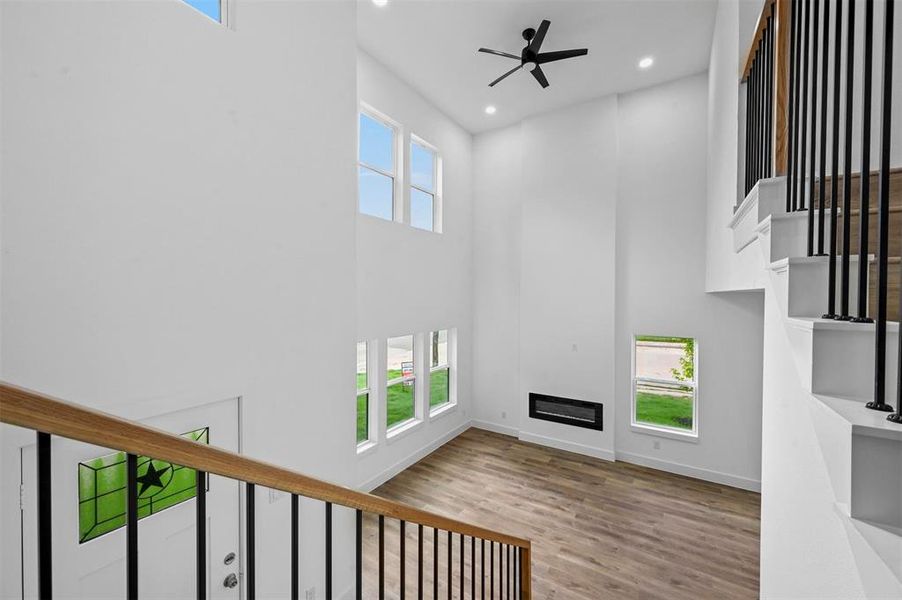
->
[478,19,588,89]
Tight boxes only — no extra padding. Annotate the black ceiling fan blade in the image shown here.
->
[531,65,550,88]
[489,65,522,87]
[536,48,589,64]
[536,48,589,65]
[478,48,520,60]
[529,19,551,53]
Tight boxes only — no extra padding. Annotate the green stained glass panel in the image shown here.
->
[78,427,209,543]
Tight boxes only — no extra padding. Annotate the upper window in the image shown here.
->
[410,139,439,232]
[632,335,697,437]
[358,112,397,221]
[356,341,369,444]
[387,335,416,430]
[182,0,223,23]
[429,330,451,410]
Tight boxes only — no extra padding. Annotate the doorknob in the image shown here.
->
[223,573,238,589]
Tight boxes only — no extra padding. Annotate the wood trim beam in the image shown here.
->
[0,381,532,550]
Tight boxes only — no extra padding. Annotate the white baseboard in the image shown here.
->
[615,450,761,492]
[517,431,616,462]
[358,420,471,492]
[469,419,519,437]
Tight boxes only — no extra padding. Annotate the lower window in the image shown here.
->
[357,341,369,444]
[429,329,451,409]
[632,335,697,436]
[387,335,416,429]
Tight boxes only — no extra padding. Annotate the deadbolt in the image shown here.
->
[224,552,236,566]
[223,573,238,589]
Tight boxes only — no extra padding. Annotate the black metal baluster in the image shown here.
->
[37,432,52,600]
[196,470,206,600]
[747,65,753,195]
[788,0,800,211]
[765,18,774,178]
[839,0,857,319]
[292,495,300,600]
[799,0,812,213]
[356,509,362,600]
[752,58,760,190]
[447,530,452,600]
[854,0,876,323]
[418,524,424,600]
[401,520,406,600]
[516,548,521,600]
[247,483,255,600]
[490,542,494,599]
[825,0,845,318]
[817,0,831,255]
[507,546,511,600]
[379,515,385,600]
[127,454,138,600]
[809,0,822,255]
[869,0,896,412]
[499,544,503,599]
[433,528,438,599]
[325,502,333,600]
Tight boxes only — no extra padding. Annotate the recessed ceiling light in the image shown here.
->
[638,56,654,70]
[485,105,497,115]
[372,0,388,6]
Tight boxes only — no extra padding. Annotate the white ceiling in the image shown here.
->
[357,0,718,133]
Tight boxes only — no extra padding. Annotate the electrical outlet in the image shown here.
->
[653,441,661,450]
[305,587,316,600]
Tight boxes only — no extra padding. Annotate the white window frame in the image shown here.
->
[428,329,456,417]
[408,134,443,233]
[358,104,403,223]
[386,333,423,440]
[630,335,699,442]
[356,341,376,452]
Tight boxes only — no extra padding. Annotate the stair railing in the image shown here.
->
[0,381,533,598]
[742,0,902,424]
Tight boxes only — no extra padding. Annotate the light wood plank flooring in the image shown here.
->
[361,428,760,599]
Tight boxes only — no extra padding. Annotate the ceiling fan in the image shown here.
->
[478,19,588,89]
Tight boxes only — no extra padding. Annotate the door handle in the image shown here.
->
[223,573,238,589]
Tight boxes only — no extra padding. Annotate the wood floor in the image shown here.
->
[361,428,760,600]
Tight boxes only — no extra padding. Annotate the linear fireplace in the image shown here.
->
[528,393,603,431]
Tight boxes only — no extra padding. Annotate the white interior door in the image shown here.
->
[20,397,241,599]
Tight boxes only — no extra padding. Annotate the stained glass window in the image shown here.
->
[78,428,209,543]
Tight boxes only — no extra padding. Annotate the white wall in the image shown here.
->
[517,99,619,460]
[0,1,358,597]
[473,73,765,489]
[355,52,474,489]
[615,74,764,490]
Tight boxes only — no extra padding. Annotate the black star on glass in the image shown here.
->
[136,462,171,497]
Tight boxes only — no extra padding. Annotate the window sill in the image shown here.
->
[356,440,378,457]
[428,402,456,420]
[630,423,699,443]
[386,418,423,444]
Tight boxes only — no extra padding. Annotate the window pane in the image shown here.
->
[357,341,367,391]
[410,142,435,192]
[635,381,693,431]
[430,366,450,408]
[359,166,393,221]
[360,113,394,173]
[410,188,434,231]
[634,336,695,382]
[182,0,221,21]
[357,392,368,443]
[387,335,414,381]
[387,381,415,428]
[430,330,448,368]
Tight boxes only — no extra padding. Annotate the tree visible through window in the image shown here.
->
[633,336,697,434]
[78,428,209,543]
[387,335,416,428]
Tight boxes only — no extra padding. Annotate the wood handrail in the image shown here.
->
[0,381,531,550]
[741,0,777,81]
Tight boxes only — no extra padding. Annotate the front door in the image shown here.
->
[20,397,241,599]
